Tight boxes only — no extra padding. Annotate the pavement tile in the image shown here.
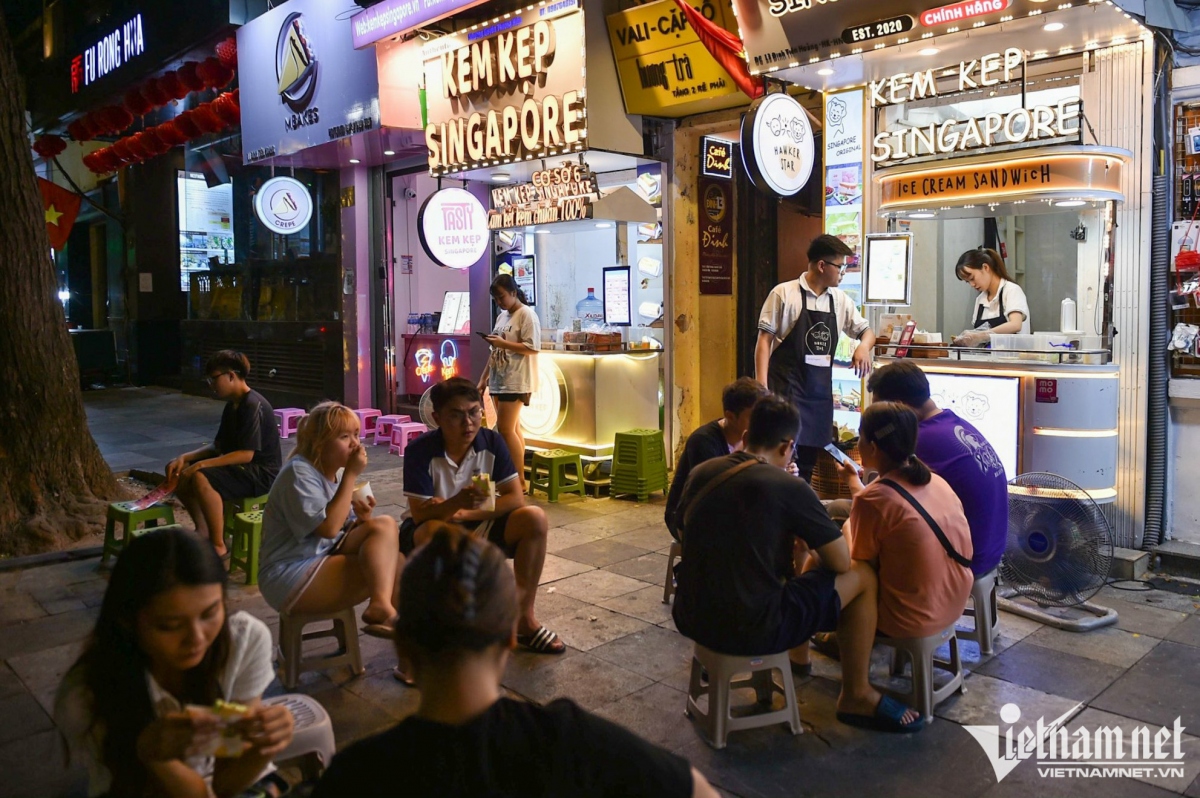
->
[546,527,603,553]
[531,585,591,620]
[599,584,676,625]
[556,539,652,568]
[501,652,652,711]
[1107,598,1191,639]
[502,645,583,699]
[0,607,99,661]
[590,625,695,682]
[0,692,55,745]
[7,640,85,714]
[564,511,660,539]
[549,606,651,652]
[342,669,422,723]
[1166,615,1200,648]
[975,640,1126,702]
[101,451,159,469]
[536,553,594,585]
[1096,586,1200,615]
[604,552,670,584]
[594,682,695,751]
[1021,624,1159,669]
[0,591,47,625]
[935,672,1083,727]
[609,524,675,552]
[0,729,88,798]
[1092,640,1200,731]
[302,683,404,747]
[1067,708,1200,793]
[545,569,649,602]
[0,663,27,701]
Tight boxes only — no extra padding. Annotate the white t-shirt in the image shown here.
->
[757,274,871,342]
[55,611,275,797]
[973,279,1031,333]
[488,304,541,394]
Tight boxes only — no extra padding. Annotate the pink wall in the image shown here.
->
[342,166,373,409]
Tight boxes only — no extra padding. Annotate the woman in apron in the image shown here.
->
[952,247,1031,348]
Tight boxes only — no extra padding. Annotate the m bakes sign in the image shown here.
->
[423,1,585,175]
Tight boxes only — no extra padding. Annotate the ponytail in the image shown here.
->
[490,273,528,306]
[954,246,1011,283]
[860,402,931,486]
[897,453,932,486]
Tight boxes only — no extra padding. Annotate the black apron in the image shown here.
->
[767,287,837,448]
[974,284,1009,330]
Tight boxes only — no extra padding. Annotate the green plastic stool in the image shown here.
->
[528,450,586,502]
[222,494,269,549]
[611,429,668,502]
[102,502,177,564]
[229,510,264,586]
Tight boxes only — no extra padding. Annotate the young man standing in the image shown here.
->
[755,235,876,483]
[664,377,768,540]
[672,396,923,733]
[867,360,1008,576]
[401,378,564,655]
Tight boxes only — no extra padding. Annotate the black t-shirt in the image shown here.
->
[310,697,693,798]
[672,452,842,654]
[214,389,281,472]
[664,419,729,537]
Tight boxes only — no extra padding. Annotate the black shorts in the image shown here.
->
[399,514,520,558]
[772,569,842,651]
[200,464,276,502]
[492,393,531,406]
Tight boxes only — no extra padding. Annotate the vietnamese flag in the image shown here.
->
[671,0,764,100]
[38,177,83,250]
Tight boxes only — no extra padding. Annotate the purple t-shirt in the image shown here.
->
[915,410,1007,575]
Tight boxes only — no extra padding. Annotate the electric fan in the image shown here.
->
[419,387,438,429]
[998,472,1119,632]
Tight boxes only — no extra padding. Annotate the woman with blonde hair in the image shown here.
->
[951,247,1031,347]
[258,402,402,637]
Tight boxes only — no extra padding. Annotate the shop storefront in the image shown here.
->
[365,0,672,464]
[734,0,1157,544]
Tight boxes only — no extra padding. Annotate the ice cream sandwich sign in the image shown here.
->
[741,92,814,198]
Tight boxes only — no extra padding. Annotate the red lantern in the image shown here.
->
[142,78,171,108]
[174,111,202,139]
[124,87,153,117]
[155,121,186,146]
[159,71,188,101]
[177,61,205,92]
[123,134,148,160]
[99,105,134,135]
[32,134,67,158]
[191,104,225,134]
[215,36,237,69]
[197,57,234,89]
[139,129,168,156]
[212,93,240,125]
[67,118,92,142]
[111,139,134,162]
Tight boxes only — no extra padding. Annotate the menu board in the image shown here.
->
[438,291,471,334]
[603,266,631,326]
[925,372,1019,480]
[863,233,914,306]
[510,255,536,306]
[825,89,865,365]
[177,171,233,291]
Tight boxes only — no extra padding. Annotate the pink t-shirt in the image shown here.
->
[849,473,974,639]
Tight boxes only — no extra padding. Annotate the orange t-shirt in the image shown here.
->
[849,474,974,639]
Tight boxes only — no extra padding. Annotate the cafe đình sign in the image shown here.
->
[423,1,586,176]
[488,163,598,229]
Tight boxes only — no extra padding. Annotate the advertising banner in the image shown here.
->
[698,176,733,294]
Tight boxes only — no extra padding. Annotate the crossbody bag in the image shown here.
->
[877,478,972,569]
[679,457,761,539]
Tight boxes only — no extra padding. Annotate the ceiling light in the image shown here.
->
[595,222,613,229]
[909,212,936,218]
[348,158,361,164]
[492,172,511,182]
[1054,199,1087,207]
[1043,21,1065,30]
[919,47,940,56]
[383,149,395,156]
[817,68,834,76]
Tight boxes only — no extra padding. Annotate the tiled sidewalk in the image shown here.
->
[3,387,1200,797]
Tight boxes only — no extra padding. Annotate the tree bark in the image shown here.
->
[0,9,121,556]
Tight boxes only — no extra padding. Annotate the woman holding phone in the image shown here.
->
[477,274,540,491]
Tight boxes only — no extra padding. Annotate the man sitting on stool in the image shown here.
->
[664,377,768,540]
[672,395,924,733]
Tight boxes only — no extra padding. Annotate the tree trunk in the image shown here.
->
[0,10,122,557]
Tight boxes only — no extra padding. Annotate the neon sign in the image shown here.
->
[415,349,436,383]
[440,339,459,381]
[73,14,146,93]
[412,339,461,384]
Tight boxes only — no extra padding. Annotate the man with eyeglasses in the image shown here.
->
[755,234,875,483]
[399,378,564,655]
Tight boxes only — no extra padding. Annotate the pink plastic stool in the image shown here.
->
[352,409,383,439]
[275,408,306,439]
[373,414,412,446]
[389,422,429,456]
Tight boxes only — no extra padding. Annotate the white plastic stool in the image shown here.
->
[961,568,1001,656]
[685,643,802,749]
[662,540,682,604]
[278,607,364,689]
[263,693,335,780]
[874,624,965,722]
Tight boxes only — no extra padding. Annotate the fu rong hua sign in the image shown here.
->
[423,1,586,176]
[488,163,598,229]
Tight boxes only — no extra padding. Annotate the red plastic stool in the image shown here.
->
[373,414,412,446]
[389,422,429,456]
[274,408,306,439]
[352,409,383,440]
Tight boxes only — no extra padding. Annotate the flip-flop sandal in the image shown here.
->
[837,695,926,734]
[393,666,416,686]
[362,619,396,639]
[811,632,841,661]
[517,626,566,654]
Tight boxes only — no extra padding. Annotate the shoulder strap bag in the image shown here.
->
[679,457,761,539]
[877,478,972,569]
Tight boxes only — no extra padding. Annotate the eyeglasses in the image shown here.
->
[443,406,484,425]
[823,259,849,276]
[783,438,796,453]
[205,372,231,386]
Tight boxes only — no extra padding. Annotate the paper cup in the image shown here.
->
[353,481,373,504]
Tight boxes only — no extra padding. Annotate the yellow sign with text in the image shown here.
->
[606,0,748,117]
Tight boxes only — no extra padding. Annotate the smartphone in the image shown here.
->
[475,331,490,340]
[824,443,860,472]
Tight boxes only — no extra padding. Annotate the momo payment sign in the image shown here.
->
[418,188,490,269]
